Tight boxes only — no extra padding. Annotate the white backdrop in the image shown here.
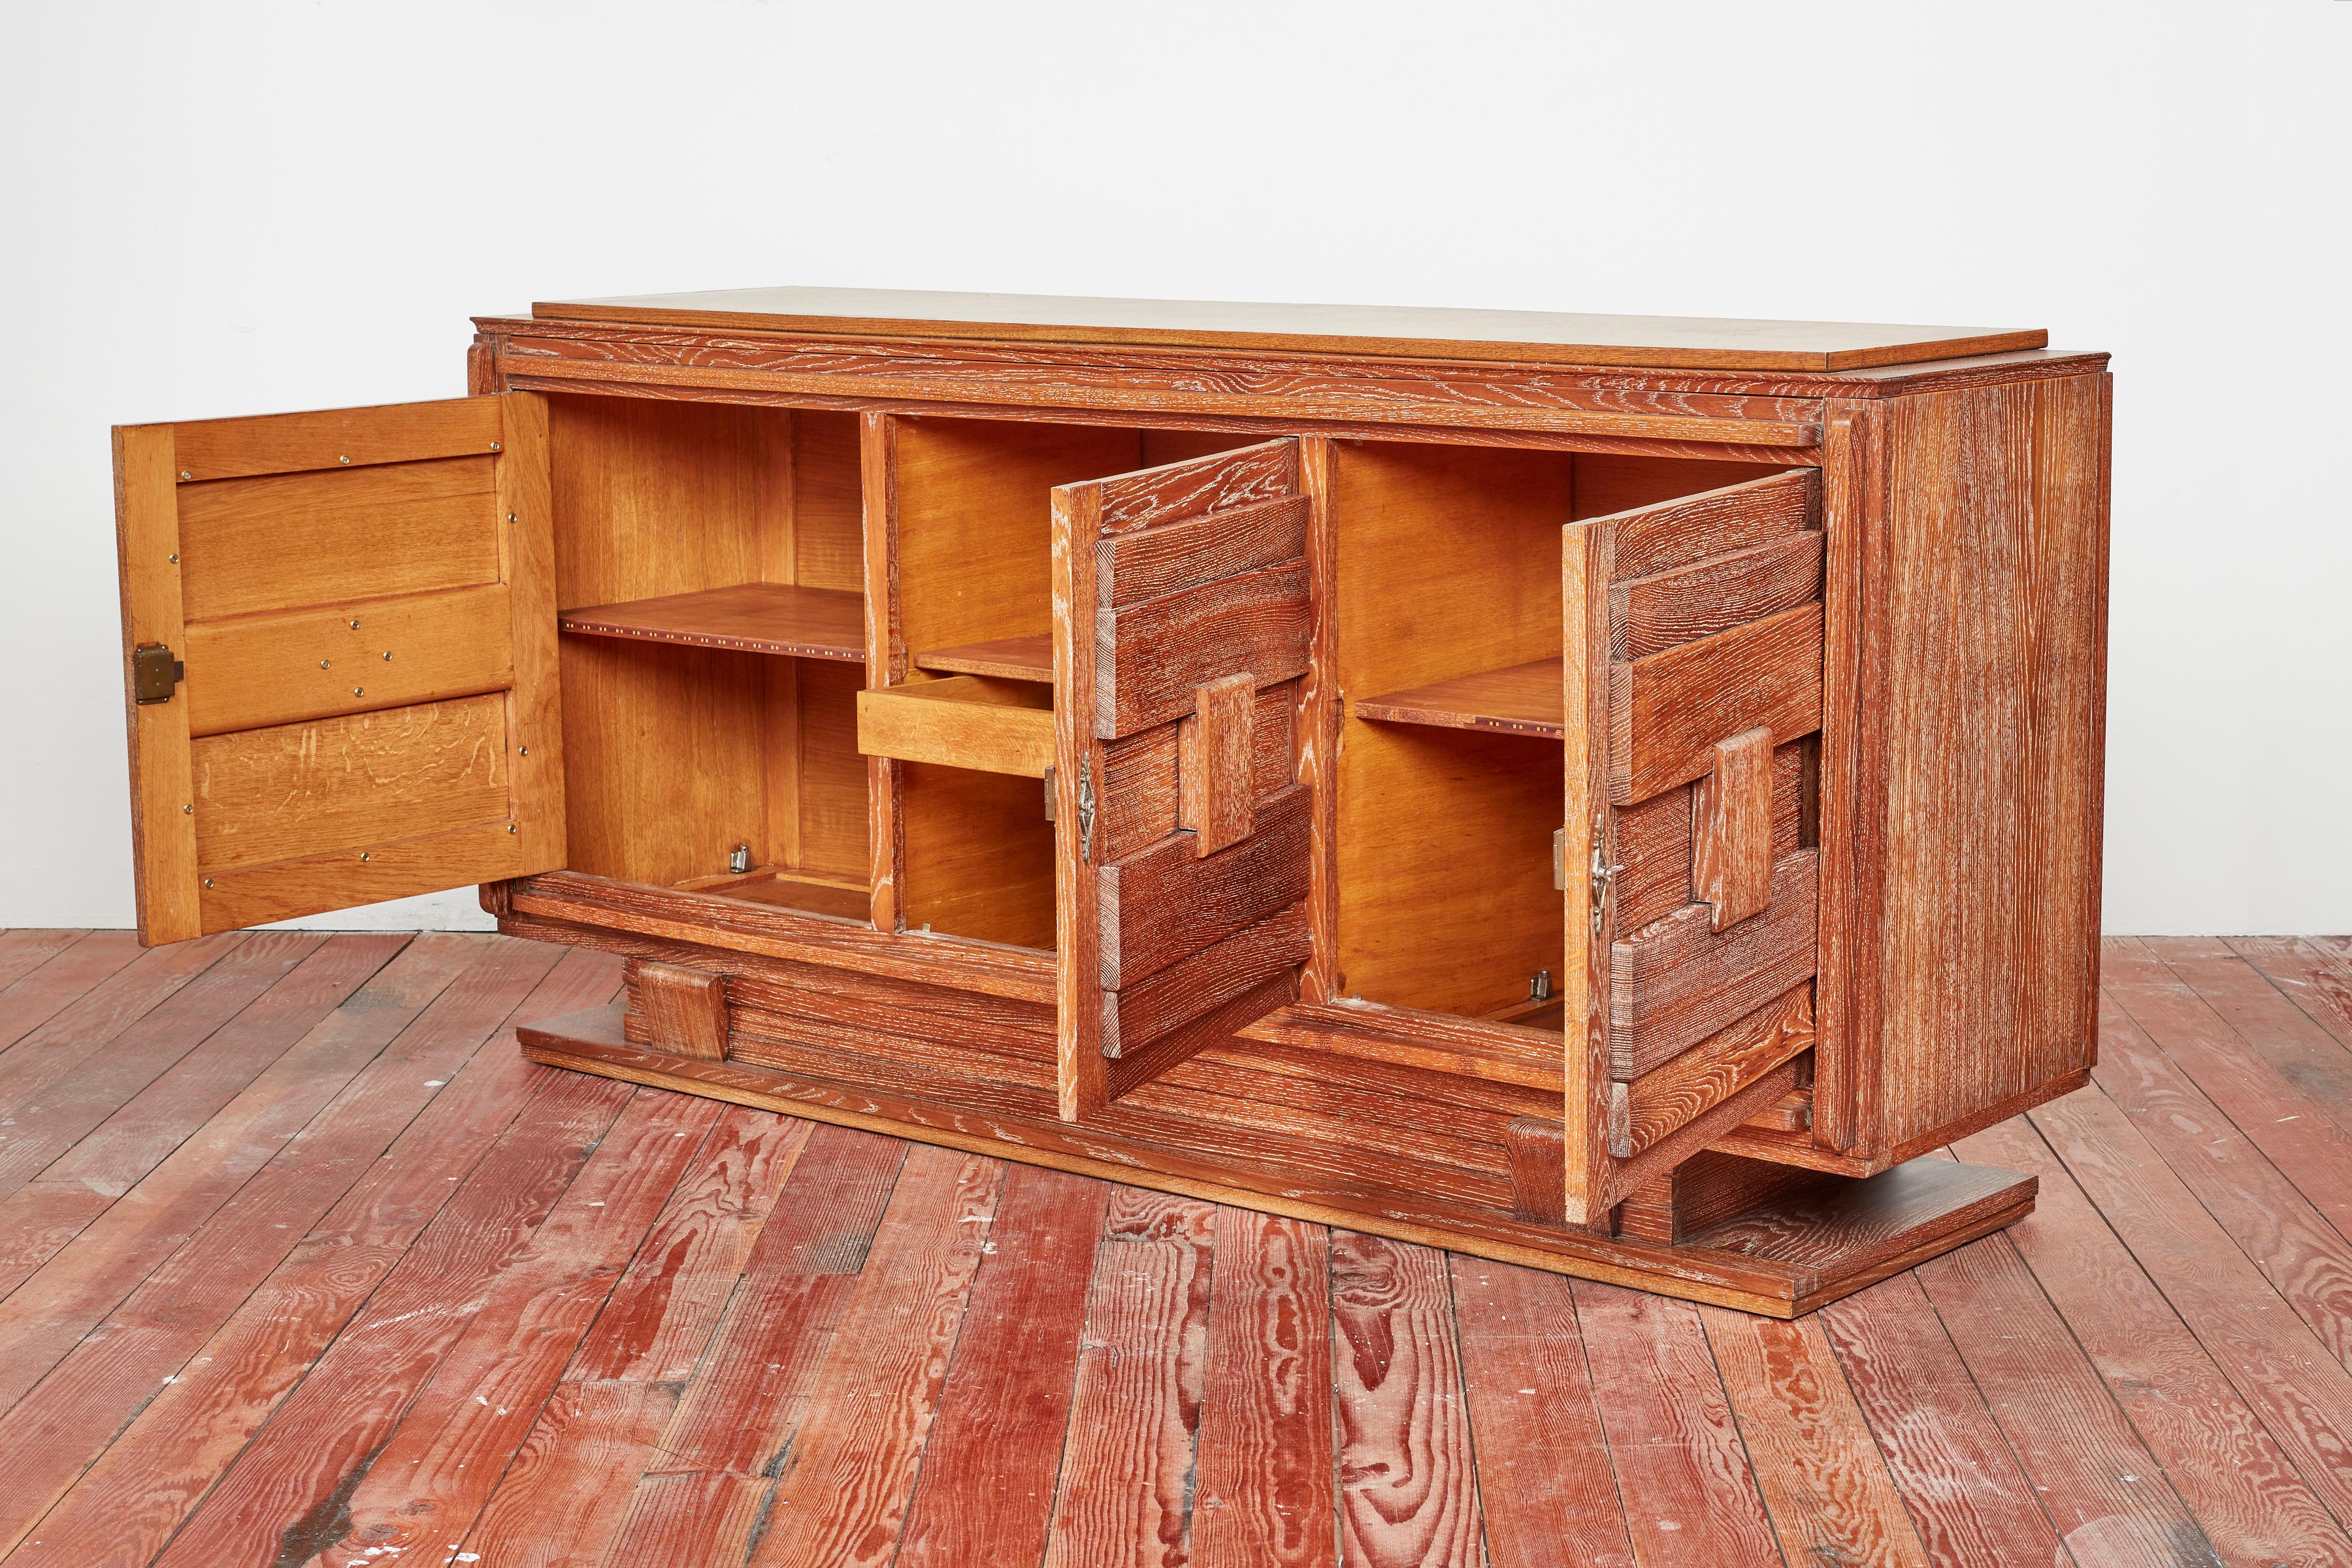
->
[3,2,2345,934]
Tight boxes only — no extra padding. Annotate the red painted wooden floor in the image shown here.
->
[0,930,2349,1566]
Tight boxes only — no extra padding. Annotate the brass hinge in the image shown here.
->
[132,643,185,705]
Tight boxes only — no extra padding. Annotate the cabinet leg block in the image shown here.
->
[517,1000,2034,1318]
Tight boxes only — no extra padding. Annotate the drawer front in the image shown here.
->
[857,676,1054,777]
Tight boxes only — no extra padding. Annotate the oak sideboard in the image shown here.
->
[110,287,2110,1315]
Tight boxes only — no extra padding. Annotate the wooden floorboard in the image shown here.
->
[0,926,2347,1567]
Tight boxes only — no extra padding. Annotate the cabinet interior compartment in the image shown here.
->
[1335,443,1786,1024]
[547,396,872,918]
[884,418,1256,951]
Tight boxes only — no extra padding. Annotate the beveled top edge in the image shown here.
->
[528,285,2047,373]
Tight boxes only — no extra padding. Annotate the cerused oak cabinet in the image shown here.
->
[110,287,2110,1316]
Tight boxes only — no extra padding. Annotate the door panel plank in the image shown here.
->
[178,455,500,621]
[1611,530,1825,661]
[1098,494,1310,607]
[1610,850,1820,1079]
[1099,785,1313,990]
[1616,986,1816,1158]
[1603,467,1819,579]
[165,394,504,481]
[191,692,512,871]
[183,583,515,737]
[1092,559,1311,739]
[1608,602,1823,806]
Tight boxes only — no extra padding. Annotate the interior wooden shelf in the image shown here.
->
[675,866,872,922]
[913,634,1052,683]
[1353,657,1564,738]
[559,583,865,661]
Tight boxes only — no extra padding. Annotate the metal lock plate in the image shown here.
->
[132,643,184,705]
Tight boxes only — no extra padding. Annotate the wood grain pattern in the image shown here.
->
[182,581,515,738]
[1701,1307,1931,1567]
[178,455,500,621]
[1914,1229,2221,1564]
[742,1145,1001,1568]
[163,394,503,481]
[632,958,730,1058]
[896,1164,1109,1568]
[1694,726,1775,930]
[1098,784,1312,989]
[1043,1191,1214,1568]
[1608,602,1823,805]
[191,691,512,872]
[1864,374,2110,1155]
[1103,904,1312,1062]
[1816,1273,2068,1568]
[1597,466,1820,577]
[1097,493,1309,606]
[1192,1210,1335,1568]
[112,423,201,942]
[0,941,598,1568]
[1448,1256,1636,1567]
[494,320,1840,448]
[1959,1112,2352,1563]
[1574,1281,1785,1566]
[312,1088,725,1564]
[559,580,865,660]
[36,928,2352,1567]
[1330,1233,1484,1568]
[1610,849,1819,1078]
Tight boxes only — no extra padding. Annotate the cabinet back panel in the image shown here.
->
[901,761,1056,950]
[793,657,872,879]
[791,411,864,593]
[894,418,1141,655]
[1569,454,1782,521]
[1337,724,1563,1019]
[547,397,792,609]
[559,638,774,889]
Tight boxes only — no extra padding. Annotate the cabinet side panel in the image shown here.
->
[1869,374,2108,1152]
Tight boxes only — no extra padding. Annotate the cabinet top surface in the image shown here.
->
[528,285,2048,372]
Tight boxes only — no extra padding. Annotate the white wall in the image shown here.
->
[3,1,2345,934]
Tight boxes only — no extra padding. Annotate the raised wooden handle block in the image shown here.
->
[1178,672,1257,857]
[633,960,730,1060]
[1695,727,1775,930]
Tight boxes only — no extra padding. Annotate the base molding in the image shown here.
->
[519,1002,2034,1317]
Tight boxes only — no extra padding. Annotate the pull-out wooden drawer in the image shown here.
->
[857,674,1054,777]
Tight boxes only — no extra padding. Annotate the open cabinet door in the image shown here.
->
[116,395,565,944]
[1050,439,1313,1119]
[1558,469,1827,1224]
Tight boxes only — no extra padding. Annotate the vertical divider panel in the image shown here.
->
[862,411,905,932]
[497,393,566,878]
[1051,478,1107,1119]
[1296,435,1341,1005]
[1561,518,1617,1226]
